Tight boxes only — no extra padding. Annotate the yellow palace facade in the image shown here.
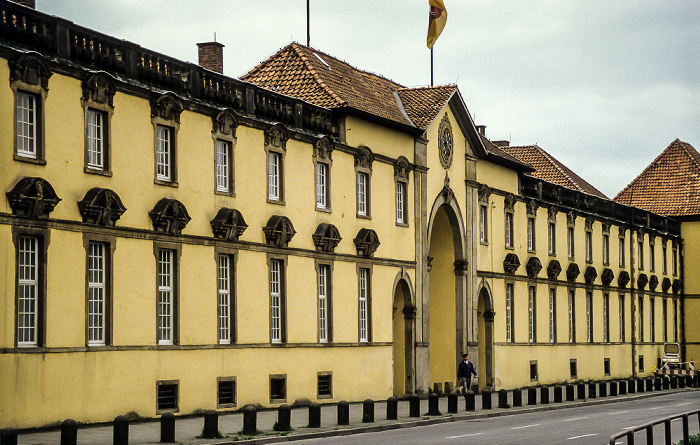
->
[0,1,689,428]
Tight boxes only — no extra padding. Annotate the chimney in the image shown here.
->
[492,140,510,147]
[475,125,486,137]
[12,0,36,8]
[197,42,224,74]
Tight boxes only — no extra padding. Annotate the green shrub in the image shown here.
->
[675,433,700,445]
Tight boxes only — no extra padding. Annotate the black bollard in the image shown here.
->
[386,397,398,420]
[428,393,440,415]
[599,382,607,397]
[566,384,575,401]
[646,378,653,391]
[242,405,257,435]
[654,377,662,391]
[160,413,175,443]
[628,379,636,393]
[337,401,350,425]
[512,389,522,407]
[498,389,508,408]
[448,393,458,413]
[678,376,686,389]
[308,403,321,428]
[409,395,421,417]
[686,375,694,388]
[202,410,219,439]
[113,415,129,445]
[527,387,537,405]
[663,377,670,390]
[0,428,17,445]
[635,379,643,392]
[588,382,597,398]
[61,419,78,445]
[610,381,618,396]
[554,386,563,403]
[277,404,291,431]
[619,380,627,395]
[464,391,476,411]
[482,390,492,409]
[577,383,586,399]
[540,386,550,404]
[363,399,375,422]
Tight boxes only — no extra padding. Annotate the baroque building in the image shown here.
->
[0,0,692,428]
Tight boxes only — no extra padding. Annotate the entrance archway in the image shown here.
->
[392,275,414,397]
[477,282,495,391]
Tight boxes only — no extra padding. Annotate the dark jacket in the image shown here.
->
[457,359,477,379]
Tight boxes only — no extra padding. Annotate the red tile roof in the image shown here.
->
[480,136,533,171]
[242,42,455,131]
[501,144,609,199]
[614,139,700,217]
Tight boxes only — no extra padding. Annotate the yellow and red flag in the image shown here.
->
[427,0,447,49]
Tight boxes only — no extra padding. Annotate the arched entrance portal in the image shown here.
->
[427,194,466,392]
[392,276,414,397]
[477,284,495,391]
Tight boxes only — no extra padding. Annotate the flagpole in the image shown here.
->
[306,0,310,46]
[430,47,434,86]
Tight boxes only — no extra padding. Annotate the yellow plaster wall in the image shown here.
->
[681,221,700,362]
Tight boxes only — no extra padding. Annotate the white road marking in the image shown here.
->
[511,423,540,430]
[564,416,589,422]
[677,402,692,407]
[609,410,630,415]
[446,432,484,439]
[568,433,597,440]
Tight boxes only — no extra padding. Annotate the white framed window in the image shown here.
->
[156,125,172,181]
[619,237,626,267]
[17,236,39,347]
[638,296,644,342]
[650,297,655,342]
[548,222,556,255]
[619,293,626,342]
[662,298,668,342]
[357,172,368,216]
[358,268,370,342]
[396,181,407,224]
[603,293,609,342]
[316,162,329,210]
[216,140,231,193]
[218,254,233,345]
[527,217,535,252]
[318,264,330,343]
[270,259,283,343]
[568,289,575,343]
[586,291,593,342]
[603,234,610,265]
[528,286,536,343]
[158,249,175,345]
[549,288,556,343]
[585,231,593,263]
[86,108,105,169]
[506,283,514,343]
[479,204,488,243]
[16,91,37,158]
[88,242,107,346]
[567,227,575,259]
[268,151,281,201]
[505,212,513,248]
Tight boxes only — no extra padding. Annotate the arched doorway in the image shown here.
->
[477,283,495,391]
[392,276,414,397]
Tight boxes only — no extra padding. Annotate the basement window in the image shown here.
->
[217,377,236,408]
[639,355,644,373]
[530,361,538,382]
[570,359,578,379]
[604,358,611,376]
[317,372,332,399]
[270,374,287,403]
[157,380,179,413]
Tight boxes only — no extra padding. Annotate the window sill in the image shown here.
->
[395,222,409,228]
[84,167,113,177]
[215,189,235,197]
[317,394,333,400]
[14,154,46,165]
[154,179,179,188]
[267,198,286,206]
[480,241,489,246]
[316,206,332,214]
[356,214,371,220]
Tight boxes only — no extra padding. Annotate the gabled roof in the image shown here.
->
[396,85,457,130]
[614,139,700,217]
[502,144,609,199]
[480,136,533,172]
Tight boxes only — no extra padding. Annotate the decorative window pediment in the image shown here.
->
[602,222,611,235]
[547,259,562,280]
[10,52,52,88]
[601,268,615,286]
[77,188,126,226]
[584,266,597,285]
[6,177,61,218]
[548,205,558,222]
[618,271,630,288]
[263,215,296,247]
[265,124,288,150]
[672,279,681,294]
[353,228,380,258]
[312,223,342,253]
[394,156,411,180]
[213,109,238,137]
[649,275,659,291]
[637,273,648,290]
[354,146,374,169]
[478,184,491,203]
[585,217,594,231]
[567,211,577,226]
[210,208,248,241]
[526,256,542,278]
[504,194,516,212]
[526,200,538,216]
[503,253,520,275]
[566,262,580,282]
[314,136,333,160]
[82,72,116,106]
[148,198,191,235]
[151,93,183,123]
[662,277,672,293]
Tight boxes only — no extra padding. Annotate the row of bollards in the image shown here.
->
[1,375,695,444]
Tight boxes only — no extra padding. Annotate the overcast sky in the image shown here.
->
[38,0,699,198]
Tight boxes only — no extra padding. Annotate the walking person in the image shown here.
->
[457,353,478,393]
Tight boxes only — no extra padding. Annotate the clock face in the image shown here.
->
[439,126,453,169]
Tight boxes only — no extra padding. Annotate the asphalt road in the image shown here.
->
[292,391,700,445]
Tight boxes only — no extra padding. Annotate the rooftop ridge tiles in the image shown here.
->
[290,43,347,107]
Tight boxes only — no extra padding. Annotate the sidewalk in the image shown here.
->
[15,387,698,444]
